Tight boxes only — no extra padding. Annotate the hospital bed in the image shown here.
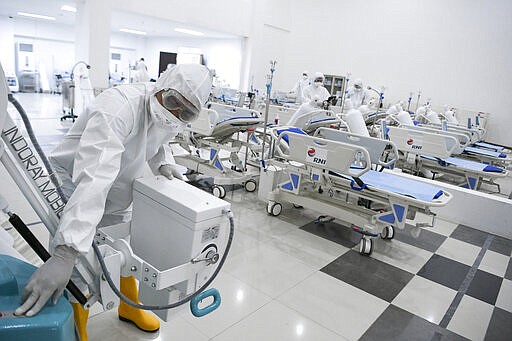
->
[259,127,451,256]
[387,126,508,192]
[287,108,344,134]
[172,102,264,198]
[390,112,511,169]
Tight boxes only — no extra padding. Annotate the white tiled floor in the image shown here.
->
[436,237,481,266]
[496,279,512,313]
[479,250,510,277]
[392,276,457,324]
[447,295,494,341]
[278,272,389,340]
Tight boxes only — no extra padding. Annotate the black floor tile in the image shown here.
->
[466,270,503,305]
[321,250,413,302]
[489,236,512,256]
[300,220,360,248]
[506,258,512,281]
[360,305,468,341]
[484,307,512,341]
[395,223,447,253]
[417,254,470,290]
[450,225,490,247]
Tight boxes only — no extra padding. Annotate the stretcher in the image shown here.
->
[387,126,508,192]
[259,127,451,256]
[391,112,510,168]
[172,102,264,198]
[287,108,344,134]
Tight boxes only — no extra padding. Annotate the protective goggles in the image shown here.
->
[354,84,362,89]
[161,89,200,123]
[314,78,324,83]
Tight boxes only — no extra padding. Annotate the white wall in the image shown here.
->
[111,0,252,37]
[144,36,243,87]
[281,0,512,145]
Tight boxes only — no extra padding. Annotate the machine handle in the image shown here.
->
[190,288,221,317]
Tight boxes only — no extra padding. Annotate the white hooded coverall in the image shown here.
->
[50,64,212,253]
[347,80,369,108]
[302,84,330,103]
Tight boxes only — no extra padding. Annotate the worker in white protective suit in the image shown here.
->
[442,105,459,124]
[14,64,213,340]
[287,96,324,128]
[302,72,330,103]
[289,71,310,104]
[346,78,369,108]
[134,57,150,83]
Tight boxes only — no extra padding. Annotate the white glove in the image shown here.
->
[15,245,78,316]
[159,164,185,181]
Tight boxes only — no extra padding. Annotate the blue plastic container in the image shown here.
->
[0,255,75,341]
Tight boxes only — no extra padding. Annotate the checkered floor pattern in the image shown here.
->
[301,217,512,340]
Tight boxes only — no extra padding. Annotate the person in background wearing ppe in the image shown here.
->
[134,57,150,83]
[347,78,369,108]
[287,95,324,128]
[289,71,310,104]
[14,64,213,340]
[303,72,330,103]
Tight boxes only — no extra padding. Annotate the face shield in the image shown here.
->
[161,88,201,123]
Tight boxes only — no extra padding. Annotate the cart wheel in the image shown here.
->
[266,202,273,214]
[267,202,282,216]
[380,226,395,240]
[244,179,257,192]
[212,185,226,199]
[359,238,373,256]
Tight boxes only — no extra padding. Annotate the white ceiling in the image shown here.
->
[0,0,239,39]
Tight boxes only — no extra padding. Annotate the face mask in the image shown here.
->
[149,95,185,130]
[302,75,308,80]
[314,81,322,87]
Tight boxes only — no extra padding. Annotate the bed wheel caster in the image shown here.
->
[380,226,395,240]
[292,204,303,209]
[267,202,282,216]
[359,238,373,256]
[212,185,226,199]
[244,179,257,192]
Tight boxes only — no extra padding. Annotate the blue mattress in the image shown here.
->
[474,142,505,151]
[421,155,504,172]
[331,169,444,202]
[359,170,444,201]
[464,146,506,158]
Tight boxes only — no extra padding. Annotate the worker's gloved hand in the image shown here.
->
[159,164,185,181]
[15,245,78,317]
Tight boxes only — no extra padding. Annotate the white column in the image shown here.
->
[75,0,111,89]
[0,18,15,73]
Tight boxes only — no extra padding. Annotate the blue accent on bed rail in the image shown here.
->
[393,204,405,222]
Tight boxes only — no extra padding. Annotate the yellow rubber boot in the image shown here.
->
[118,276,160,332]
[71,302,89,341]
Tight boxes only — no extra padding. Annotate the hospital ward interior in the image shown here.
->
[1,1,512,340]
